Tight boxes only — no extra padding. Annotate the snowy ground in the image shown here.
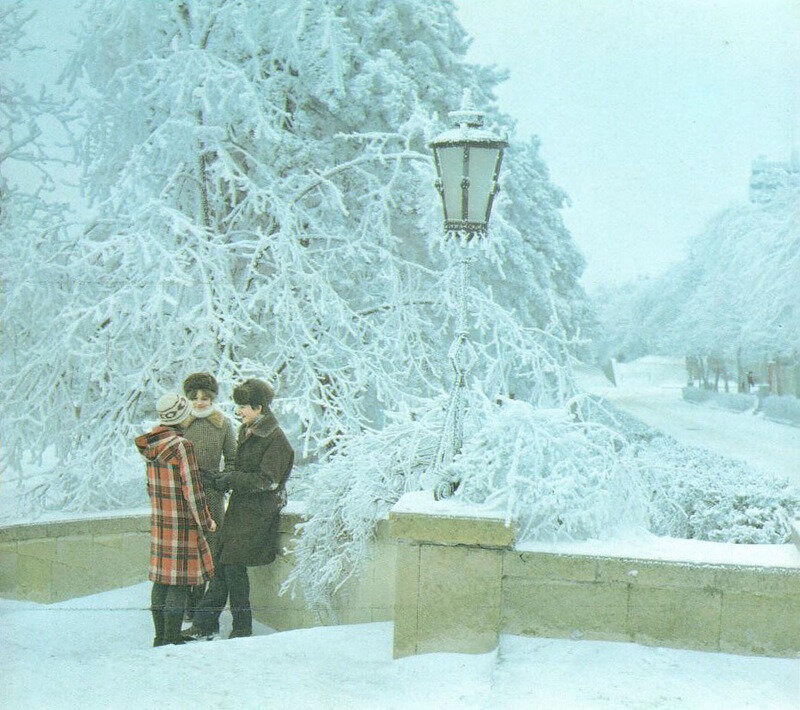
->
[4,356,800,707]
[577,357,800,486]
[2,582,797,709]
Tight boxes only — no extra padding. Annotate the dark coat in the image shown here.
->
[134,425,215,585]
[218,410,294,566]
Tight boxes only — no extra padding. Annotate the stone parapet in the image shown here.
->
[0,512,150,602]
[388,492,514,658]
[502,546,800,657]
[4,499,799,660]
[249,513,397,631]
[388,493,800,659]
[390,491,514,548]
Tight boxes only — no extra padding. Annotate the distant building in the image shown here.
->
[748,151,800,203]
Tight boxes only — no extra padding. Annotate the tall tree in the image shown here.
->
[3,0,591,515]
[0,3,77,509]
[594,182,800,364]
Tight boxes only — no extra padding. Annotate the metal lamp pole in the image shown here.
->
[428,95,508,499]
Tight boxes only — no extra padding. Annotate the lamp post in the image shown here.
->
[428,95,508,499]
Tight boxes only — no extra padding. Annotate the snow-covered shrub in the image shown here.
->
[761,395,800,427]
[450,396,650,540]
[283,403,442,608]
[633,433,800,544]
[285,394,800,608]
[285,390,653,608]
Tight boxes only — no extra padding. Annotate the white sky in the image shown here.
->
[456,0,800,287]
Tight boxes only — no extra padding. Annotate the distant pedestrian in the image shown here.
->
[181,372,236,623]
[135,393,216,646]
[188,378,293,640]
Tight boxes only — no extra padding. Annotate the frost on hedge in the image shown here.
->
[285,391,800,610]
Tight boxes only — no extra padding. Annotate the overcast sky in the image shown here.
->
[7,1,800,289]
[456,0,800,287]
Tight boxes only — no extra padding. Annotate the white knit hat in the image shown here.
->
[156,393,191,426]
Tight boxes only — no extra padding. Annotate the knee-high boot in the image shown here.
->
[151,609,167,647]
[164,610,189,645]
[151,582,168,647]
[164,585,191,645]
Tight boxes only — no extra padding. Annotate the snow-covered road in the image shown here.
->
[579,358,800,486]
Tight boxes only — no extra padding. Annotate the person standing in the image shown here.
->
[181,372,236,622]
[134,393,216,646]
[188,378,293,640]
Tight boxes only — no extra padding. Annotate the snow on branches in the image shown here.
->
[593,182,800,362]
[2,0,591,516]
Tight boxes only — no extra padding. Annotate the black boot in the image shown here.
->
[164,611,192,645]
[185,583,205,623]
[152,609,167,647]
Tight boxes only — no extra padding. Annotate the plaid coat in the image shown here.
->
[135,425,215,585]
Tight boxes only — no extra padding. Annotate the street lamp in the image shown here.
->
[429,94,508,499]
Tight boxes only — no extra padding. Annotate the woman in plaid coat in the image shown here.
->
[135,392,217,646]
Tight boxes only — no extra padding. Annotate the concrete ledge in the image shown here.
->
[502,541,800,657]
[390,495,800,659]
[5,501,799,660]
[0,514,150,603]
[388,491,514,548]
[390,492,514,657]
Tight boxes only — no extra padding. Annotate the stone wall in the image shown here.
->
[248,514,397,630]
[0,513,150,603]
[0,509,395,631]
[501,549,800,656]
[389,492,800,659]
[3,500,799,660]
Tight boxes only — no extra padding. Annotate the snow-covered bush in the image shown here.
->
[450,396,650,540]
[633,433,800,544]
[286,394,800,608]
[283,402,441,607]
[285,389,641,608]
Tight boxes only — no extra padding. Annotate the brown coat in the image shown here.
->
[218,410,294,566]
[182,409,236,554]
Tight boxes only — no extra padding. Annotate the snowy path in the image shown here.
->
[2,583,797,709]
[596,385,800,486]
[577,358,800,486]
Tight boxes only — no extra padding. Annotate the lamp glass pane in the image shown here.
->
[467,146,499,223]
[437,145,464,221]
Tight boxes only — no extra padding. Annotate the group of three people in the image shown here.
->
[134,373,294,646]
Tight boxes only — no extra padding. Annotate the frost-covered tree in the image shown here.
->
[2,0,592,513]
[672,185,800,358]
[0,2,76,509]
[1,2,73,341]
[594,183,800,363]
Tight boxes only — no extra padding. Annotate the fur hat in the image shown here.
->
[182,371,219,397]
[156,393,191,426]
[233,378,274,410]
